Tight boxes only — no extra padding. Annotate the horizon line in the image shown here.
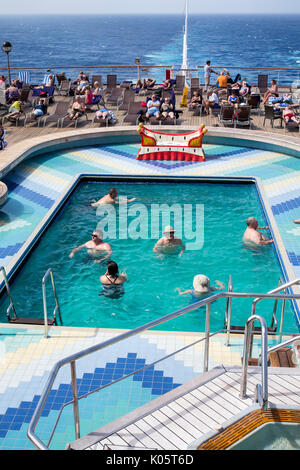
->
[0,12,300,15]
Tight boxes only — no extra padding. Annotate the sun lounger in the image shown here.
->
[218,104,235,126]
[118,89,135,111]
[105,74,117,95]
[91,75,102,88]
[174,75,186,94]
[235,105,252,128]
[258,74,268,95]
[106,87,124,106]
[41,101,71,127]
[57,80,71,96]
[123,101,145,124]
[263,105,283,128]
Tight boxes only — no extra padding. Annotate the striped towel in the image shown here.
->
[18,71,31,84]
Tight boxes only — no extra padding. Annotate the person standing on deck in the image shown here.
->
[204,60,217,91]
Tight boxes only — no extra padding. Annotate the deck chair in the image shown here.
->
[19,88,31,105]
[23,110,46,127]
[106,87,124,106]
[118,89,135,111]
[247,94,261,114]
[258,75,268,95]
[58,80,71,96]
[18,71,31,86]
[218,105,235,126]
[123,101,145,124]
[91,75,102,88]
[41,100,71,127]
[174,75,186,94]
[284,117,300,133]
[235,105,252,128]
[105,74,117,95]
[189,77,200,97]
[0,88,8,109]
[263,105,283,128]
[92,111,116,127]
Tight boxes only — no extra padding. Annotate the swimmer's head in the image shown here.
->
[193,275,210,294]
[92,230,103,240]
[106,260,119,277]
[109,188,118,199]
[246,217,258,229]
[163,226,176,238]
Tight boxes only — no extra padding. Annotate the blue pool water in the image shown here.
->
[0,181,296,332]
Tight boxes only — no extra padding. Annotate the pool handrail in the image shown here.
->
[27,281,300,450]
[42,268,63,338]
[0,266,18,320]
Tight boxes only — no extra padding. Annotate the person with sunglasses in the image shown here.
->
[69,230,112,262]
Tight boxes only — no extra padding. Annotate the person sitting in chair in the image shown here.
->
[160,97,175,120]
[263,79,279,104]
[282,106,300,126]
[68,97,86,121]
[145,94,161,120]
[31,98,47,119]
[188,91,203,110]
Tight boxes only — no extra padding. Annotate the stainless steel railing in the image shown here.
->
[42,268,63,338]
[27,285,300,450]
[0,266,17,320]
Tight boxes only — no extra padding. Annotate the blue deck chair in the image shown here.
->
[18,71,31,85]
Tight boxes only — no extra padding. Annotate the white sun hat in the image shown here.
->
[163,225,176,234]
[193,274,210,293]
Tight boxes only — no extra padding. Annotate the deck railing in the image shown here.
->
[0,64,299,87]
[27,285,300,450]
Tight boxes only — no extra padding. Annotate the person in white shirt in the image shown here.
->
[203,89,220,114]
[204,60,217,91]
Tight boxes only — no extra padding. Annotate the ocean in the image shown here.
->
[0,14,299,84]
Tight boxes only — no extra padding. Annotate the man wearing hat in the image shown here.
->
[153,226,185,257]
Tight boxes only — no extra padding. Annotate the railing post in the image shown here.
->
[204,303,211,372]
[70,360,80,440]
[0,266,17,320]
[225,275,233,347]
[42,278,49,339]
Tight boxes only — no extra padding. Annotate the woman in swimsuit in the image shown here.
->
[263,79,279,104]
[99,261,127,298]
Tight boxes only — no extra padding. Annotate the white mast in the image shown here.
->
[180,0,189,79]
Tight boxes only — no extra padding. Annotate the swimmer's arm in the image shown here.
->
[69,244,86,258]
[101,244,113,260]
[115,197,137,204]
[175,287,192,295]
[257,226,269,230]
[153,240,163,253]
[178,242,185,257]
[293,219,300,224]
[212,280,225,290]
[91,199,103,207]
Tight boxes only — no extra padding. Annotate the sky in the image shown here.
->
[1,0,300,15]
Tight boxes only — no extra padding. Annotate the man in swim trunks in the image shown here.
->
[242,217,273,246]
[69,230,112,261]
[91,188,136,206]
[153,226,185,257]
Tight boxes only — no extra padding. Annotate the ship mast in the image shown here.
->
[180,0,189,82]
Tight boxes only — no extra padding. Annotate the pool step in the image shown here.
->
[8,317,56,326]
[230,325,276,334]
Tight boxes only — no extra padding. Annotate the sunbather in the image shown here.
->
[227,90,240,105]
[263,79,279,104]
[31,99,47,119]
[94,108,116,123]
[152,79,173,91]
[239,80,250,98]
[203,89,220,114]
[6,84,20,103]
[76,78,89,95]
[282,106,300,125]
[160,97,175,120]
[7,100,23,121]
[0,127,8,150]
[145,94,161,120]
[84,86,94,105]
[68,97,86,121]
[141,78,156,90]
[188,91,202,110]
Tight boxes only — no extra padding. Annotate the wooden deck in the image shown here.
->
[68,366,300,450]
[2,86,300,148]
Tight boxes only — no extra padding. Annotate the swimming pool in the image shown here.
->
[0,179,296,332]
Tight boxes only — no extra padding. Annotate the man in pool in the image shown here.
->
[69,230,112,262]
[243,217,273,246]
[153,226,185,257]
[91,188,136,206]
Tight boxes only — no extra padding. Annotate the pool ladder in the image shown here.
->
[224,275,292,347]
[0,266,62,337]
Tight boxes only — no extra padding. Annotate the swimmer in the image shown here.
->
[153,226,185,257]
[175,274,224,299]
[242,217,273,246]
[99,260,127,298]
[69,230,112,261]
[293,219,300,224]
[91,188,136,207]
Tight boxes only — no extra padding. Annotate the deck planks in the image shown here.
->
[70,367,300,450]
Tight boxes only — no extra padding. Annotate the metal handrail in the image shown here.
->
[225,274,233,346]
[0,266,17,320]
[42,268,62,338]
[240,315,268,410]
[27,288,300,450]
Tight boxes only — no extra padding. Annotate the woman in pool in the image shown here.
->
[99,261,127,298]
[175,274,224,300]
